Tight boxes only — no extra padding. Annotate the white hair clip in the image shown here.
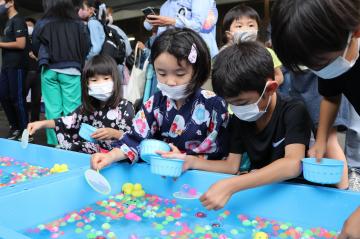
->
[188,44,198,64]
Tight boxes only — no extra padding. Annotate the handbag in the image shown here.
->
[123,43,149,105]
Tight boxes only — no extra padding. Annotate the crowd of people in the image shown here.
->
[0,0,359,237]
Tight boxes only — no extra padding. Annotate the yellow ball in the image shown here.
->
[132,190,145,197]
[134,183,142,191]
[253,232,268,239]
[122,183,134,192]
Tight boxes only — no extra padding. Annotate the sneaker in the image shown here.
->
[6,129,21,140]
[349,168,360,192]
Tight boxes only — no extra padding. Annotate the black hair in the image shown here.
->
[212,41,274,98]
[42,0,79,20]
[82,0,106,23]
[222,4,261,44]
[150,28,211,96]
[81,55,123,114]
[271,0,360,71]
[4,0,18,10]
[25,17,36,25]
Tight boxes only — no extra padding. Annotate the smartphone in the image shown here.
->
[142,7,159,17]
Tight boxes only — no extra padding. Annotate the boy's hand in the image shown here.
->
[92,128,122,141]
[27,121,44,135]
[338,207,360,239]
[158,144,196,172]
[91,152,116,170]
[200,178,234,210]
[308,140,326,162]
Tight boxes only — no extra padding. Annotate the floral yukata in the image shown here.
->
[55,100,135,154]
[112,89,229,163]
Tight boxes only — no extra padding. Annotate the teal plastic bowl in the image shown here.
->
[79,123,97,143]
[302,158,344,184]
[139,139,171,163]
[150,155,184,177]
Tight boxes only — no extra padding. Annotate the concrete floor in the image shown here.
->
[0,108,48,146]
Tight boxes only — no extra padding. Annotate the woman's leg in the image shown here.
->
[41,68,62,145]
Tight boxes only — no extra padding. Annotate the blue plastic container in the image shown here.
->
[79,123,97,143]
[0,138,90,189]
[0,164,359,238]
[139,139,171,163]
[150,155,184,177]
[302,158,344,184]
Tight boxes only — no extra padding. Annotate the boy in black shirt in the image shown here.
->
[201,41,312,210]
[0,0,28,139]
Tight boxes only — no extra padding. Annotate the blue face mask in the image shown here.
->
[0,4,7,15]
[311,34,360,79]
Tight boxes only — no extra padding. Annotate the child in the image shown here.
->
[27,55,135,154]
[78,0,105,60]
[198,41,314,210]
[271,0,360,234]
[221,5,284,85]
[0,0,28,140]
[91,28,229,170]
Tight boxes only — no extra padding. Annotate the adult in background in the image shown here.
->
[0,0,28,140]
[32,0,90,145]
[25,18,41,139]
[144,0,219,58]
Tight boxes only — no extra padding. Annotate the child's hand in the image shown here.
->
[308,140,326,162]
[27,121,43,135]
[91,152,114,170]
[200,178,234,210]
[92,128,123,141]
[338,207,360,239]
[158,144,196,172]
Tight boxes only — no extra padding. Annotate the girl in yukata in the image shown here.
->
[27,55,135,154]
[91,28,229,170]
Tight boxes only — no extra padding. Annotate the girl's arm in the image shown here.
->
[200,143,304,210]
[28,120,55,135]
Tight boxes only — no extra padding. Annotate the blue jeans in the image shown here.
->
[0,68,28,130]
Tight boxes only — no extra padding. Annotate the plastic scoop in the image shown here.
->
[20,129,29,149]
[84,169,111,195]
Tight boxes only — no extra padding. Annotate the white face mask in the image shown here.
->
[88,81,114,102]
[157,82,189,100]
[230,84,271,122]
[311,34,360,79]
[232,29,258,44]
[27,26,34,36]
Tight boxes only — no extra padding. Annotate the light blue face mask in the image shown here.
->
[311,34,360,79]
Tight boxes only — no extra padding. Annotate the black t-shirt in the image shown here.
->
[229,94,312,170]
[2,14,28,69]
[318,50,360,115]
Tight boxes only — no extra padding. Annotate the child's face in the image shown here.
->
[226,17,259,42]
[154,52,194,86]
[226,81,277,111]
[311,35,359,71]
[78,5,93,20]
[88,74,113,86]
